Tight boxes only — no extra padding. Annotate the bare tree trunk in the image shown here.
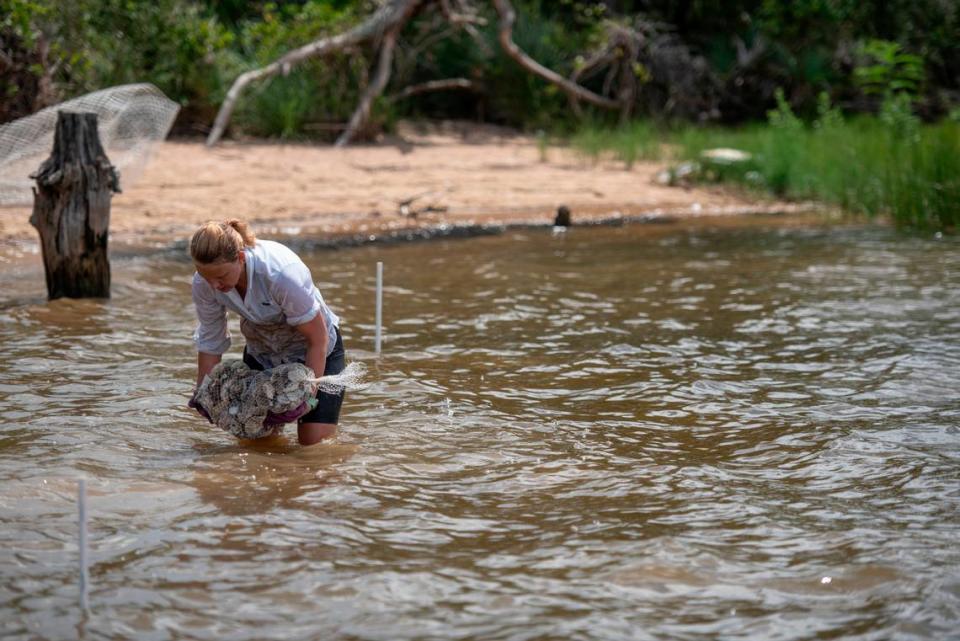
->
[617,36,641,124]
[490,0,621,110]
[30,112,120,300]
[336,24,402,147]
[206,0,423,147]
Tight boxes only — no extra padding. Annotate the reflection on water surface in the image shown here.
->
[1,215,959,640]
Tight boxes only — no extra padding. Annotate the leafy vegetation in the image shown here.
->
[3,0,958,131]
[571,95,960,231]
[2,0,958,229]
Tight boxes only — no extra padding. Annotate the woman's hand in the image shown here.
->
[188,393,212,423]
[191,351,221,423]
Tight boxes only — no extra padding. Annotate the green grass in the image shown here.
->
[568,115,960,232]
[570,120,663,168]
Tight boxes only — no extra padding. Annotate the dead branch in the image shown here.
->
[568,21,646,121]
[387,78,477,102]
[490,0,621,111]
[439,0,486,29]
[392,16,459,84]
[336,24,402,146]
[439,0,490,54]
[615,26,641,123]
[571,44,619,85]
[207,0,634,147]
[569,43,617,118]
[206,0,424,147]
[398,189,436,207]
[398,187,449,218]
[392,3,482,86]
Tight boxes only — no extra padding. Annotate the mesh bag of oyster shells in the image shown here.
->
[194,360,366,439]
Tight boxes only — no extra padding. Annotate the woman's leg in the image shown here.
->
[298,422,337,445]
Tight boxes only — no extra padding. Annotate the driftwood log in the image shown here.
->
[30,111,120,299]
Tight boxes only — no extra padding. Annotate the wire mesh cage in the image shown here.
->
[0,83,179,205]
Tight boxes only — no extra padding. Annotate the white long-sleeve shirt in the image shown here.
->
[192,240,340,368]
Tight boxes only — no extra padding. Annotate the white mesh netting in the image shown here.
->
[0,83,179,205]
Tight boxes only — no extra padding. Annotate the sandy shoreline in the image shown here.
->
[0,123,811,253]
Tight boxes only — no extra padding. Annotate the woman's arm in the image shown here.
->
[191,274,231,360]
[295,314,329,377]
[197,351,222,387]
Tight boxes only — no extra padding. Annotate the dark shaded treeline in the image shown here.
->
[2,0,958,137]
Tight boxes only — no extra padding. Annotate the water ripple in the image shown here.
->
[1,221,959,639]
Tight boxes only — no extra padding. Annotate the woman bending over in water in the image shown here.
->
[187,219,346,445]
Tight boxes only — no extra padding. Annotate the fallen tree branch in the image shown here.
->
[387,78,478,102]
[568,22,646,121]
[490,0,621,111]
[398,187,449,218]
[336,23,402,147]
[439,0,484,27]
[439,0,491,55]
[568,43,618,118]
[207,0,631,147]
[206,0,424,147]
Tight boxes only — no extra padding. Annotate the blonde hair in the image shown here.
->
[190,219,256,265]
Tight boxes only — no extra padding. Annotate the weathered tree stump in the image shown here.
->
[30,111,120,299]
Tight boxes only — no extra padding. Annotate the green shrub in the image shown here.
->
[571,120,663,168]
[10,0,235,130]
[673,112,959,231]
[230,2,371,140]
[854,39,925,99]
[575,93,960,231]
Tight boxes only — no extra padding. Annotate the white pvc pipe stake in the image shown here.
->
[375,261,383,355]
[78,479,89,612]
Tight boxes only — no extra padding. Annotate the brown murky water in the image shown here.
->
[1,215,959,640]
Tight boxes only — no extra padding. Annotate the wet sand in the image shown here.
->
[0,122,811,252]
